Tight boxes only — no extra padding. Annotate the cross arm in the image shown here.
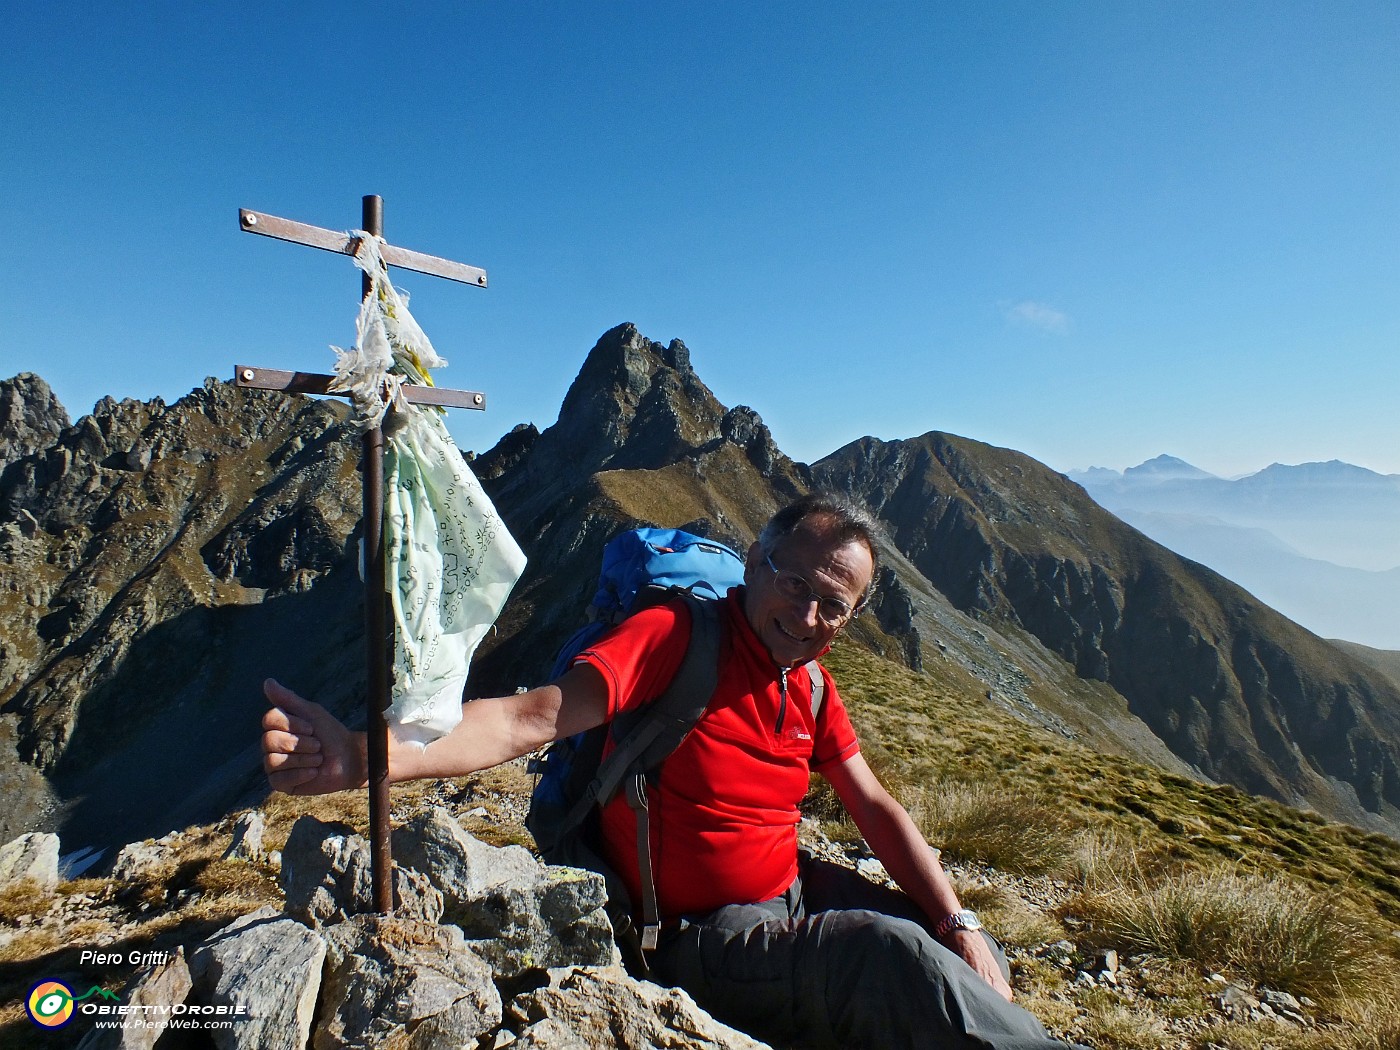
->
[234,366,486,410]
[239,209,489,287]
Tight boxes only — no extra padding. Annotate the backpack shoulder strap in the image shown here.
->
[804,659,826,720]
[554,593,724,839]
[594,593,723,798]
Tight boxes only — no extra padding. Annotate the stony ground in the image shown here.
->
[0,759,1372,1050]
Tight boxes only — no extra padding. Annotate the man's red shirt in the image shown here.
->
[574,589,860,920]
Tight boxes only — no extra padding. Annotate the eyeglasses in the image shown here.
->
[763,555,862,627]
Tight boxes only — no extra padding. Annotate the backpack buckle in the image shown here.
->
[641,924,660,951]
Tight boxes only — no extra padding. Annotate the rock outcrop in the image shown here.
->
[0,372,69,469]
[79,810,767,1050]
[0,830,59,890]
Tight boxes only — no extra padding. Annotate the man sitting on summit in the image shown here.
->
[262,493,1080,1049]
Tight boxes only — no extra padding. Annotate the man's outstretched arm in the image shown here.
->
[824,751,1015,1002]
[261,664,610,795]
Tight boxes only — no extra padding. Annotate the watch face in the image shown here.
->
[938,909,982,937]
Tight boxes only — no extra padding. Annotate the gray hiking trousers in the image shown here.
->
[651,855,1084,1049]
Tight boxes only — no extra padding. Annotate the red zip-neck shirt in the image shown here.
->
[575,589,860,920]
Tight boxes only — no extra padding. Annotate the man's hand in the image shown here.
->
[947,928,1014,1002]
[261,679,367,795]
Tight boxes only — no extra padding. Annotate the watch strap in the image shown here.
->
[934,908,982,939]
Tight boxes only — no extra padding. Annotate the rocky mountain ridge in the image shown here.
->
[816,434,1400,830]
[4,324,1400,856]
[0,378,369,849]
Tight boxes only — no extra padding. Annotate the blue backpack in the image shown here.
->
[526,527,825,967]
[543,527,746,684]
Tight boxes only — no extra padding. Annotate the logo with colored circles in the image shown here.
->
[26,980,76,1028]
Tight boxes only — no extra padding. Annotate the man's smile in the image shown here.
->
[773,619,813,644]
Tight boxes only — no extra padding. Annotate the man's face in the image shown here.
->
[742,517,874,668]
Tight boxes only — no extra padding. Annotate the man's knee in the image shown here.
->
[807,908,946,988]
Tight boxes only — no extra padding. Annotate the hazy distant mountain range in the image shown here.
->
[1069,455,1400,650]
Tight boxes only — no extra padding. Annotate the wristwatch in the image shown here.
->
[934,909,983,939]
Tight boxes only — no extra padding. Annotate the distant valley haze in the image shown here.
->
[1070,455,1400,650]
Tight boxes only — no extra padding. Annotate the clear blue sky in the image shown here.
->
[6,2,1398,478]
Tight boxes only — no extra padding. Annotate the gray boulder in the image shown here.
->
[393,810,616,977]
[279,815,443,928]
[508,965,774,1049]
[0,831,59,890]
[76,946,193,1050]
[315,914,501,1050]
[189,906,327,1050]
[392,806,538,897]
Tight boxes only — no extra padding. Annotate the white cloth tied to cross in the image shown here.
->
[330,233,526,747]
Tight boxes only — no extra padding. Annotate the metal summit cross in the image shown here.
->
[236,195,488,913]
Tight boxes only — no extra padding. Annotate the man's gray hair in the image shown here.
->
[757,492,882,603]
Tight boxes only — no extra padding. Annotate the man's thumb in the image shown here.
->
[264,678,312,714]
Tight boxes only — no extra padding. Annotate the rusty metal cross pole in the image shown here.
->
[235,195,488,913]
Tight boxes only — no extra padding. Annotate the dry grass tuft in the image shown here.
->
[259,789,369,849]
[1065,827,1156,890]
[0,925,65,964]
[1324,984,1400,1050]
[189,857,281,906]
[1069,864,1393,1001]
[906,778,1081,876]
[799,777,865,845]
[0,880,52,923]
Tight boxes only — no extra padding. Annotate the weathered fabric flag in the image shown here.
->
[331,234,526,746]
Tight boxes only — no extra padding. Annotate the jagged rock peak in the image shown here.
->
[585,322,695,375]
[721,404,782,474]
[1,373,70,467]
[470,422,539,482]
[537,323,728,473]
[568,323,702,398]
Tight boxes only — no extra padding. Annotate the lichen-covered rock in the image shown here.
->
[456,864,617,978]
[394,808,616,977]
[507,965,773,1049]
[315,914,501,1050]
[280,815,442,929]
